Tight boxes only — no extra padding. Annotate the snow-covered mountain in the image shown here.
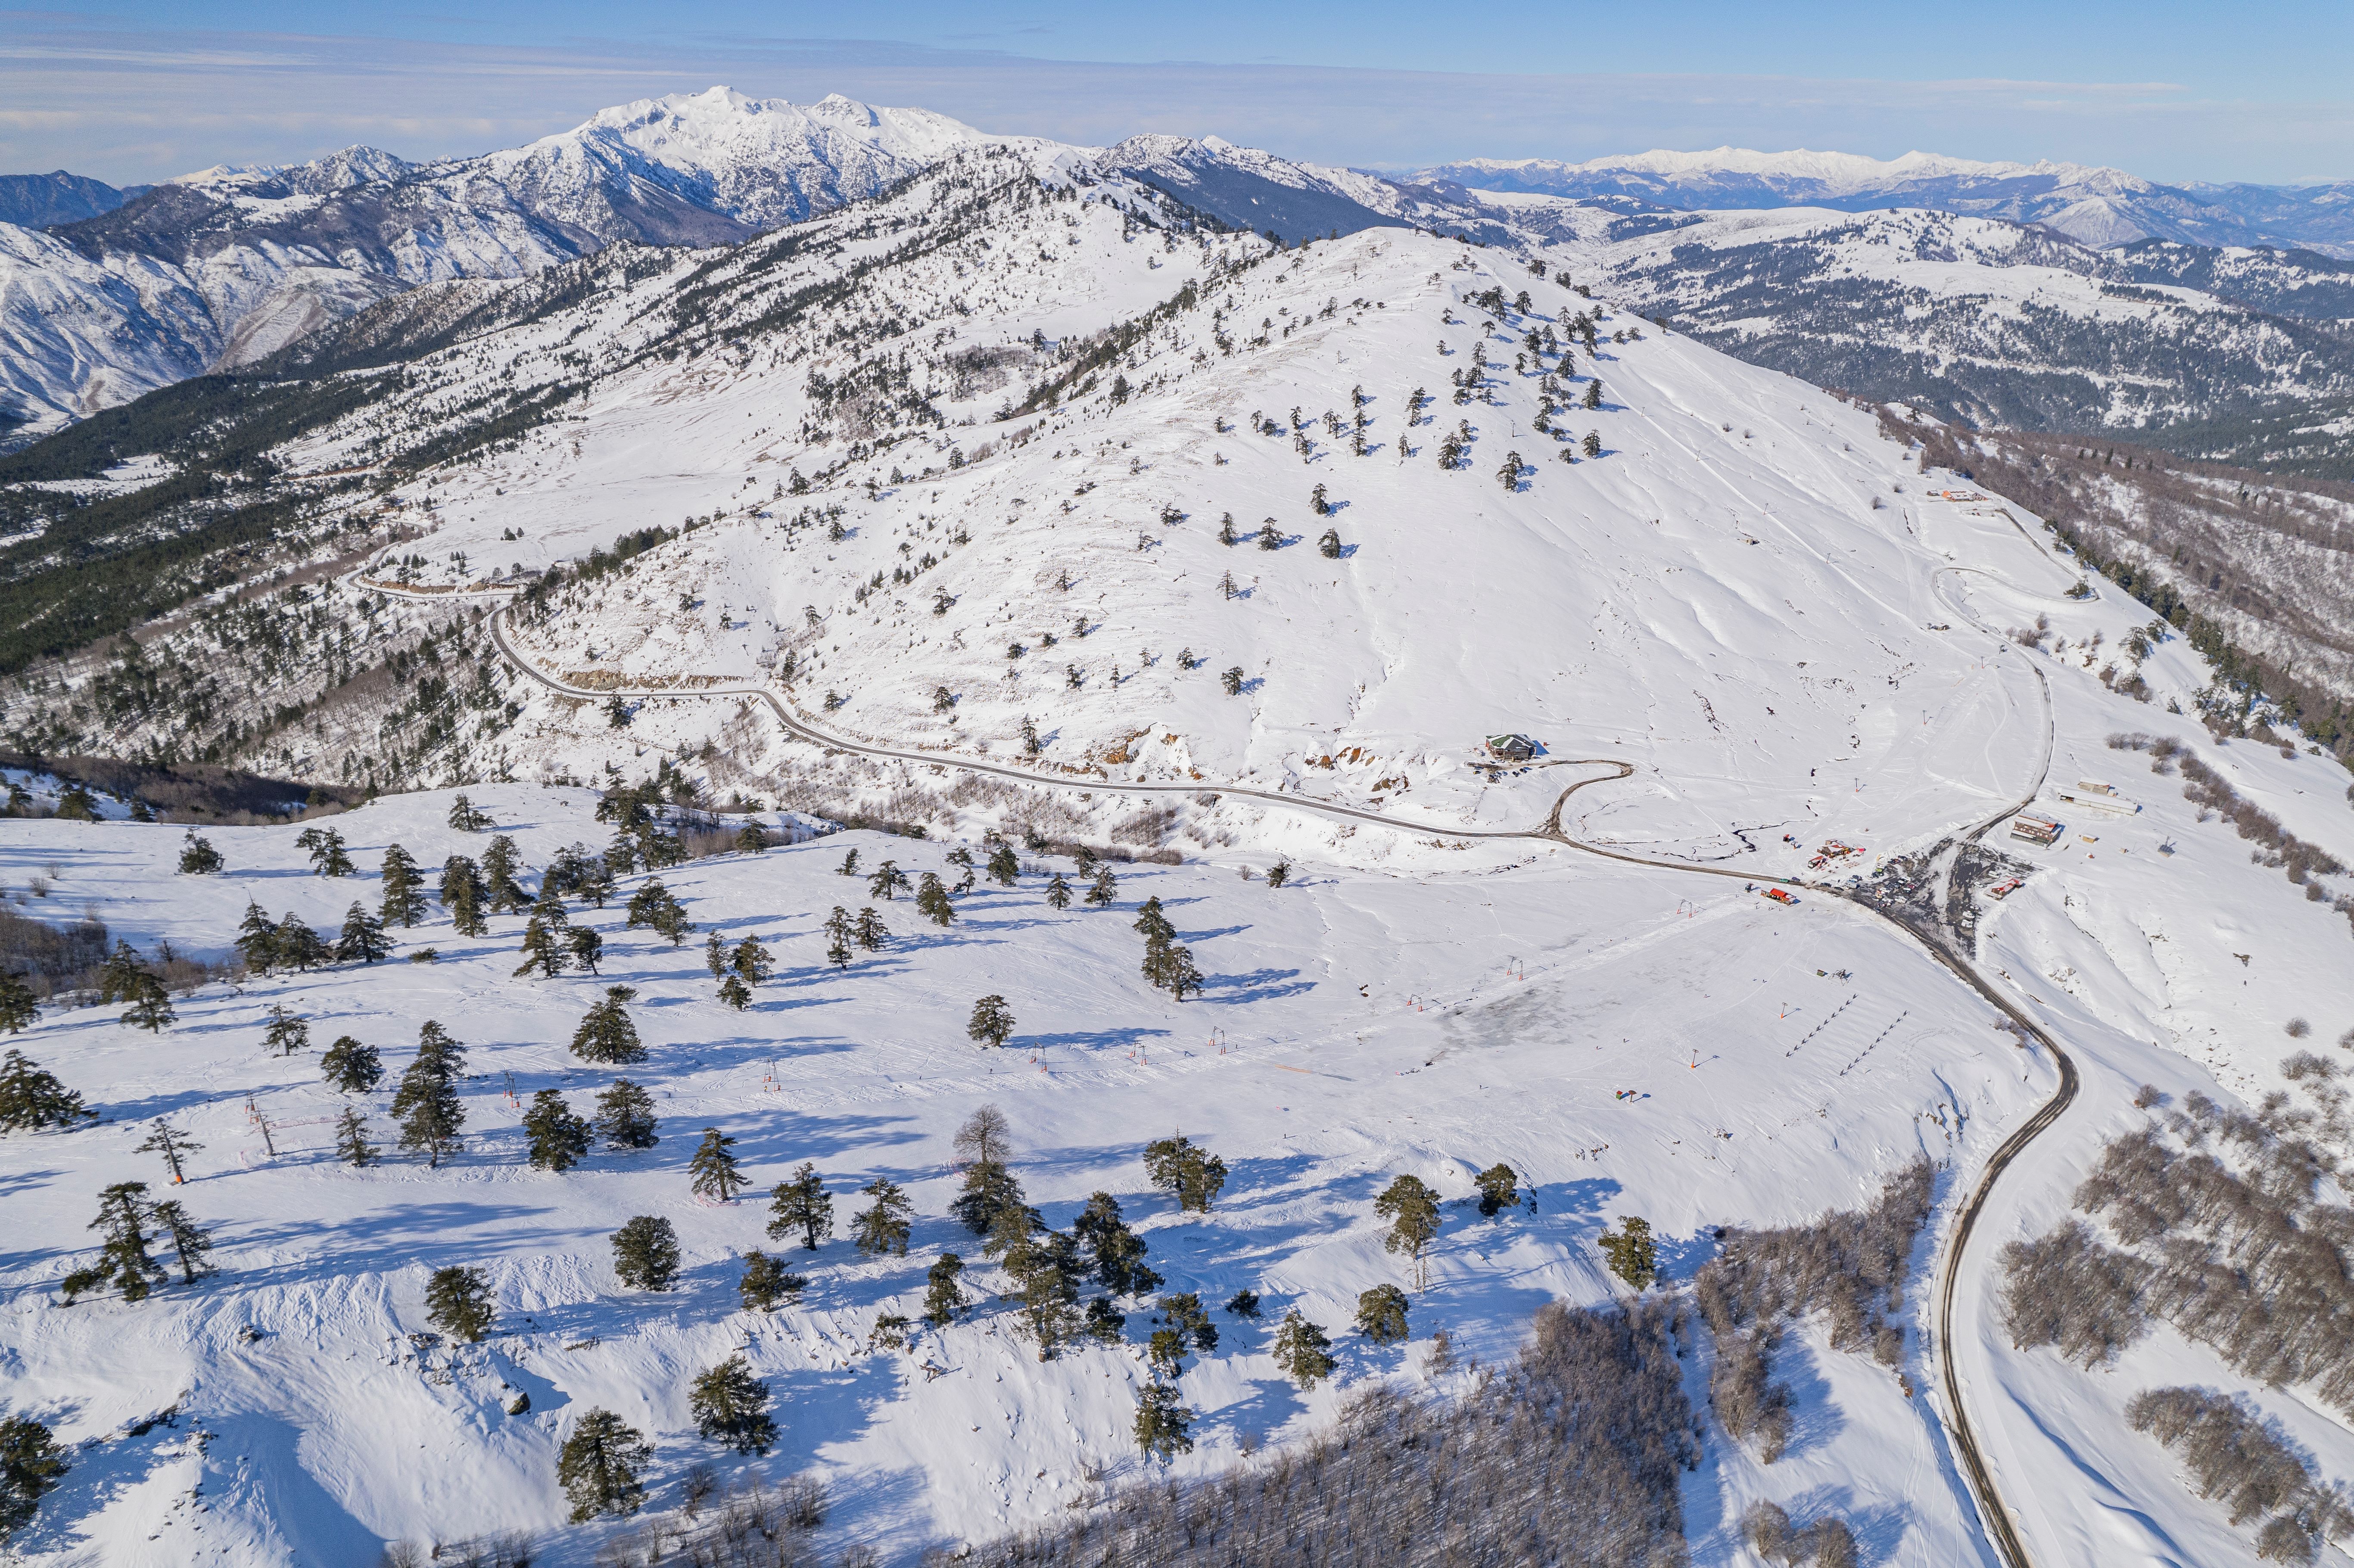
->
[0,89,999,446]
[2,137,2353,1568]
[0,170,143,227]
[1420,146,2354,257]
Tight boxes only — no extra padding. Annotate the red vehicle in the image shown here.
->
[1989,878,2024,899]
[1761,888,1799,905]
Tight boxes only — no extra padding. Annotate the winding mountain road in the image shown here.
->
[440,588,2069,1568]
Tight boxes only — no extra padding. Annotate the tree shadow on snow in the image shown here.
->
[1199,967,1311,1005]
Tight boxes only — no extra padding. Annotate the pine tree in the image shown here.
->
[572,986,645,1064]
[262,1004,309,1058]
[145,1197,214,1286]
[853,1177,913,1256]
[729,935,774,983]
[274,913,327,972]
[1159,1291,1217,1353]
[822,905,853,969]
[96,940,148,1004]
[439,856,487,936]
[624,881,691,945]
[1497,451,1522,491]
[1148,1327,1187,1378]
[334,1107,378,1166]
[689,1127,748,1201]
[985,844,1019,886]
[967,994,1015,1049]
[915,874,956,927]
[1045,872,1072,909]
[134,1118,201,1184]
[1226,1288,1261,1319]
[1085,866,1118,907]
[837,848,860,877]
[1583,429,1602,458]
[1267,859,1290,890]
[1583,378,1602,410]
[1142,941,1204,1002]
[529,885,570,931]
[716,974,750,1009]
[321,1035,381,1092]
[426,1264,496,1342]
[924,1253,968,1325]
[119,974,174,1033]
[557,1409,649,1521]
[567,927,604,974]
[1272,1310,1337,1388]
[177,832,224,875]
[392,1021,467,1167]
[866,860,909,901]
[524,1090,592,1171]
[767,1163,833,1250]
[1474,1162,1520,1216]
[336,902,390,964]
[232,899,277,970]
[1073,1192,1160,1297]
[703,930,728,979]
[733,820,768,855]
[447,794,492,833]
[1356,1283,1411,1344]
[738,1249,806,1313]
[1218,511,1238,546]
[1599,1215,1657,1289]
[0,1414,70,1538]
[1144,1135,1228,1213]
[1133,1381,1196,1461]
[1256,519,1282,551]
[1376,1175,1442,1287]
[481,836,526,913]
[0,973,37,1035]
[1131,896,1175,947]
[0,1049,89,1131]
[513,916,568,979]
[594,1078,658,1149]
[1003,1227,1084,1358]
[611,1216,680,1290]
[60,1182,165,1304]
[379,844,426,926]
[951,1161,1027,1240]
[689,1354,777,1454]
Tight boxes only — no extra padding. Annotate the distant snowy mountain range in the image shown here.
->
[7,93,2354,470]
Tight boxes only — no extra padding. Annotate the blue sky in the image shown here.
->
[6,2,2350,184]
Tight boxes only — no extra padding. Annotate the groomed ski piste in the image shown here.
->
[3,142,2354,1567]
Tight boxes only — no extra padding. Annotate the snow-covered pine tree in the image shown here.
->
[59,1182,164,1304]
[1045,872,1072,910]
[133,1118,201,1184]
[852,1177,913,1256]
[333,1107,378,1166]
[426,1264,495,1342]
[392,1021,467,1167]
[1221,666,1246,695]
[967,994,1015,1049]
[593,1078,658,1149]
[571,986,645,1064]
[1256,519,1282,551]
[738,1249,807,1313]
[0,1049,90,1131]
[1583,429,1603,458]
[1218,511,1238,546]
[0,974,37,1036]
[924,1253,968,1325]
[379,844,426,927]
[176,832,224,875]
[610,1216,680,1291]
[524,1090,592,1171]
[1271,1310,1337,1388]
[556,1409,649,1521]
[262,1004,309,1058]
[688,1354,777,1454]
[688,1128,748,1201]
[336,902,390,964]
[767,1163,833,1250]
[1584,379,1603,410]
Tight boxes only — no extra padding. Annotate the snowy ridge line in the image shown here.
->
[457,563,2076,1565]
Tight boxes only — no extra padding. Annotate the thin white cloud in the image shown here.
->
[2,19,2347,186]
